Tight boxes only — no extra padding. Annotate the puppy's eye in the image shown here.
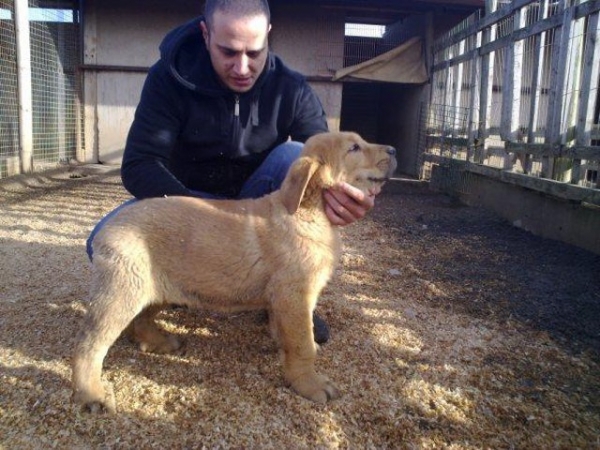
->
[348,143,361,153]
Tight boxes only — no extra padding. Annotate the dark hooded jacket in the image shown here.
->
[121,16,329,199]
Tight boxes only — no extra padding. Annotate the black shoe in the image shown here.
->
[257,310,330,344]
[313,312,330,345]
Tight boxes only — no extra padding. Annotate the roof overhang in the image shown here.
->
[333,36,428,84]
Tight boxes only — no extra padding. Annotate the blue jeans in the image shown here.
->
[86,141,303,260]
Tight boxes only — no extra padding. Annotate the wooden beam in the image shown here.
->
[14,0,33,174]
[500,6,526,145]
[505,142,600,160]
[526,0,549,147]
[547,0,573,146]
[466,30,481,161]
[422,154,600,205]
[576,11,600,146]
[435,13,563,70]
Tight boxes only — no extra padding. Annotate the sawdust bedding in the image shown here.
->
[1,167,599,449]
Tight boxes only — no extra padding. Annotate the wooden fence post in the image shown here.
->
[14,0,33,173]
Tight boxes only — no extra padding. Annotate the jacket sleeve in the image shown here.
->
[288,82,329,142]
[121,63,193,199]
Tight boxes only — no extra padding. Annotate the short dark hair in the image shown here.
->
[203,0,271,28]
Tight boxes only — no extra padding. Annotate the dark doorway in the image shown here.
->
[339,82,381,142]
[339,81,425,177]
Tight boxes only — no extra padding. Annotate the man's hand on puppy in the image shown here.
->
[324,182,381,226]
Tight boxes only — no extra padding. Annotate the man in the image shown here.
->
[88,0,381,344]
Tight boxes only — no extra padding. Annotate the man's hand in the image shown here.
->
[323,182,381,226]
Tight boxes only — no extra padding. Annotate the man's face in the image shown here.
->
[201,11,271,93]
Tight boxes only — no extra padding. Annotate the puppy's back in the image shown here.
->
[91,194,329,309]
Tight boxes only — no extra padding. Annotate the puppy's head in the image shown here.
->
[280,131,397,214]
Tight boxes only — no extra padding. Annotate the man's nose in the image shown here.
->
[234,54,250,75]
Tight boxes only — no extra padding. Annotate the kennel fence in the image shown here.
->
[0,0,81,179]
[420,0,600,206]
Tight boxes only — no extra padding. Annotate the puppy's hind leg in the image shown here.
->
[127,304,183,354]
[72,262,151,413]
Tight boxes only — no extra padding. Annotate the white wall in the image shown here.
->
[270,3,345,132]
[82,0,201,163]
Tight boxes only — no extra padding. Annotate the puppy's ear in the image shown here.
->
[280,156,321,214]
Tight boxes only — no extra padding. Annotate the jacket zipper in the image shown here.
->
[231,95,241,148]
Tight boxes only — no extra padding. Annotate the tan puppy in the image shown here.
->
[72,131,397,413]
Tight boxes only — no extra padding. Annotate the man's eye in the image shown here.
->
[222,49,238,57]
[348,143,361,152]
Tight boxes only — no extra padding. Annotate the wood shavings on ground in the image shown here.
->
[1,168,599,449]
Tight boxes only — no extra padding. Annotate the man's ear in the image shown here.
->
[200,21,209,45]
[280,157,321,215]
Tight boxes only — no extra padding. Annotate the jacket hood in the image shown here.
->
[159,16,274,97]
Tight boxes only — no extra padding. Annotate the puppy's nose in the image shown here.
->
[386,147,396,156]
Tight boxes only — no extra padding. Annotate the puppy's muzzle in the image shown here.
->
[370,146,397,182]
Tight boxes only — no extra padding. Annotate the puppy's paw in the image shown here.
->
[291,373,341,403]
[73,387,116,414]
[139,333,183,354]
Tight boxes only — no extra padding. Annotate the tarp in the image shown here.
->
[332,36,428,84]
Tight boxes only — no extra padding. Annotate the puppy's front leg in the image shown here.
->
[270,295,340,403]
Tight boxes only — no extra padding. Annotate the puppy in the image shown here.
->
[72,131,397,413]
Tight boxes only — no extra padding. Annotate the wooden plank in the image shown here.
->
[501,7,527,146]
[504,141,600,159]
[576,12,600,146]
[547,1,573,146]
[478,11,497,165]
[436,13,563,70]
[466,31,481,161]
[14,0,33,173]
[574,0,600,20]
[82,2,99,163]
[434,2,600,69]
[567,14,588,184]
[455,0,539,44]
[422,153,467,166]
[543,0,571,178]
[500,10,515,143]
[432,47,478,72]
[499,170,600,205]
[437,69,451,149]
[479,14,563,57]
[452,39,466,152]
[565,17,586,137]
[425,138,600,159]
[427,135,470,147]
[527,0,549,148]
[479,0,538,30]
[422,154,600,205]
